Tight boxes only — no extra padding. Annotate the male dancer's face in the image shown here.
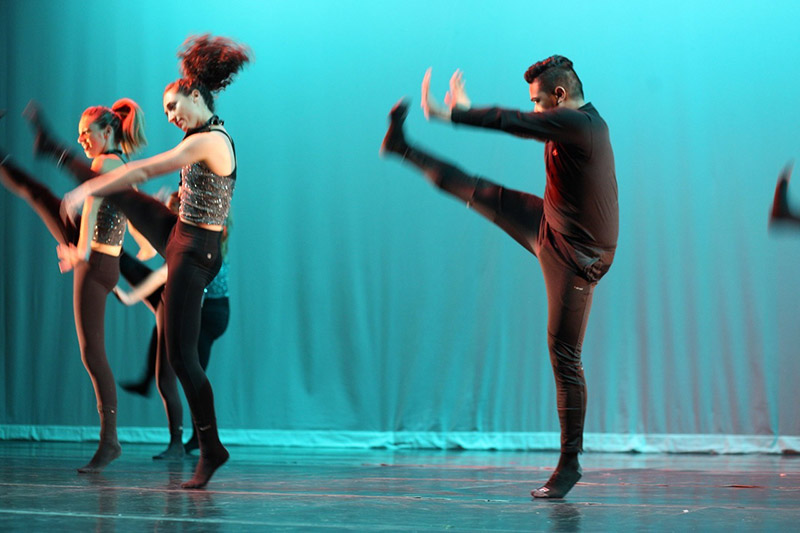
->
[529,79,559,114]
[77,117,110,159]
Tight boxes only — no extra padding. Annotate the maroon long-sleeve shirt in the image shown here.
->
[451,103,618,254]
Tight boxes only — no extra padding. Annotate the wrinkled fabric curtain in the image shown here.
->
[1,0,799,452]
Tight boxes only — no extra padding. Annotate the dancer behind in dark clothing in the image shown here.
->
[29,34,250,489]
[381,56,618,499]
[0,99,147,473]
[770,163,799,225]
[117,203,232,455]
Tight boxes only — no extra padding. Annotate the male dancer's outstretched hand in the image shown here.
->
[421,68,451,122]
[445,69,471,110]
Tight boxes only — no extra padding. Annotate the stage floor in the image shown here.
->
[0,442,798,532]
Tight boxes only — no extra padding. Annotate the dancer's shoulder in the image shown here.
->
[92,154,125,173]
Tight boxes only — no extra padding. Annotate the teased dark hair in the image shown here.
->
[164,34,251,113]
[523,55,583,99]
[82,98,147,156]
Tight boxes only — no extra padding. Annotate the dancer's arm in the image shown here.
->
[450,106,588,144]
[422,69,588,144]
[113,265,168,306]
[63,133,224,215]
[75,197,101,261]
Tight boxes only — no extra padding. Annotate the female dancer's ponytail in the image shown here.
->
[111,98,147,156]
[81,99,147,156]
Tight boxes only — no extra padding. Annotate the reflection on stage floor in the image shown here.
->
[1,441,798,531]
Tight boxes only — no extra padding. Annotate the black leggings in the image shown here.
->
[119,250,164,312]
[111,191,223,429]
[198,297,230,370]
[404,146,614,453]
[73,252,120,415]
[119,252,230,410]
[50,151,225,434]
[0,159,80,245]
[0,161,119,417]
[118,251,182,436]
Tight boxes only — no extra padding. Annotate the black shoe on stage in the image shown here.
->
[770,161,795,224]
[380,98,410,157]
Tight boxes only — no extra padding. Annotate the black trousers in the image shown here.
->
[0,162,119,416]
[409,150,614,453]
[119,252,230,388]
[73,252,120,416]
[118,250,182,435]
[118,250,164,312]
[110,190,223,429]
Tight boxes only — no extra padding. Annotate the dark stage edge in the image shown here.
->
[0,442,798,532]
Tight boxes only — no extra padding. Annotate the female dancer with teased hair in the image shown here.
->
[0,99,147,472]
[30,34,250,488]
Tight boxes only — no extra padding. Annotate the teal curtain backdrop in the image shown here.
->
[1,0,799,452]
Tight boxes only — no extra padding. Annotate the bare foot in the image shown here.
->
[77,440,122,473]
[181,446,229,489]
[152,440,185,460]
[531,465,582,499]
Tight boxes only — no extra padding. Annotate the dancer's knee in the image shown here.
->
[547,334,585,385]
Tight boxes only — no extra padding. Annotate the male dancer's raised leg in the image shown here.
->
[383,99,586,498]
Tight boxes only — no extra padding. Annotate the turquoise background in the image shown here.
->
[1,0,799,451]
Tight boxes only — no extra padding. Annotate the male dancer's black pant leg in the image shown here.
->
[419,151,598,453]
[538,236,593,453]
[404,146,543,253]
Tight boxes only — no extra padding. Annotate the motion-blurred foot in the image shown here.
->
[23,101,70,162]
[770,162,795,224]
[120,379,151,397]
[380,98,410,157]
[77,439,122,473]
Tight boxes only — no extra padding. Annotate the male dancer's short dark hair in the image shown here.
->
[524,55,584,99]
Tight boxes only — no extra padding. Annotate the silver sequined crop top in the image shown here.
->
[92,198,126,246]
[178,130,236,226]
[92,151,127,246]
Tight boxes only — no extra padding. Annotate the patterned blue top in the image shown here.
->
[205,256,229,299]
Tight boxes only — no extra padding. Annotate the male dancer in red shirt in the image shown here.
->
[382,56,618,499]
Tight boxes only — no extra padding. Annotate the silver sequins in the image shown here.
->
[179,162,235,226]
[92,199,126,246]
